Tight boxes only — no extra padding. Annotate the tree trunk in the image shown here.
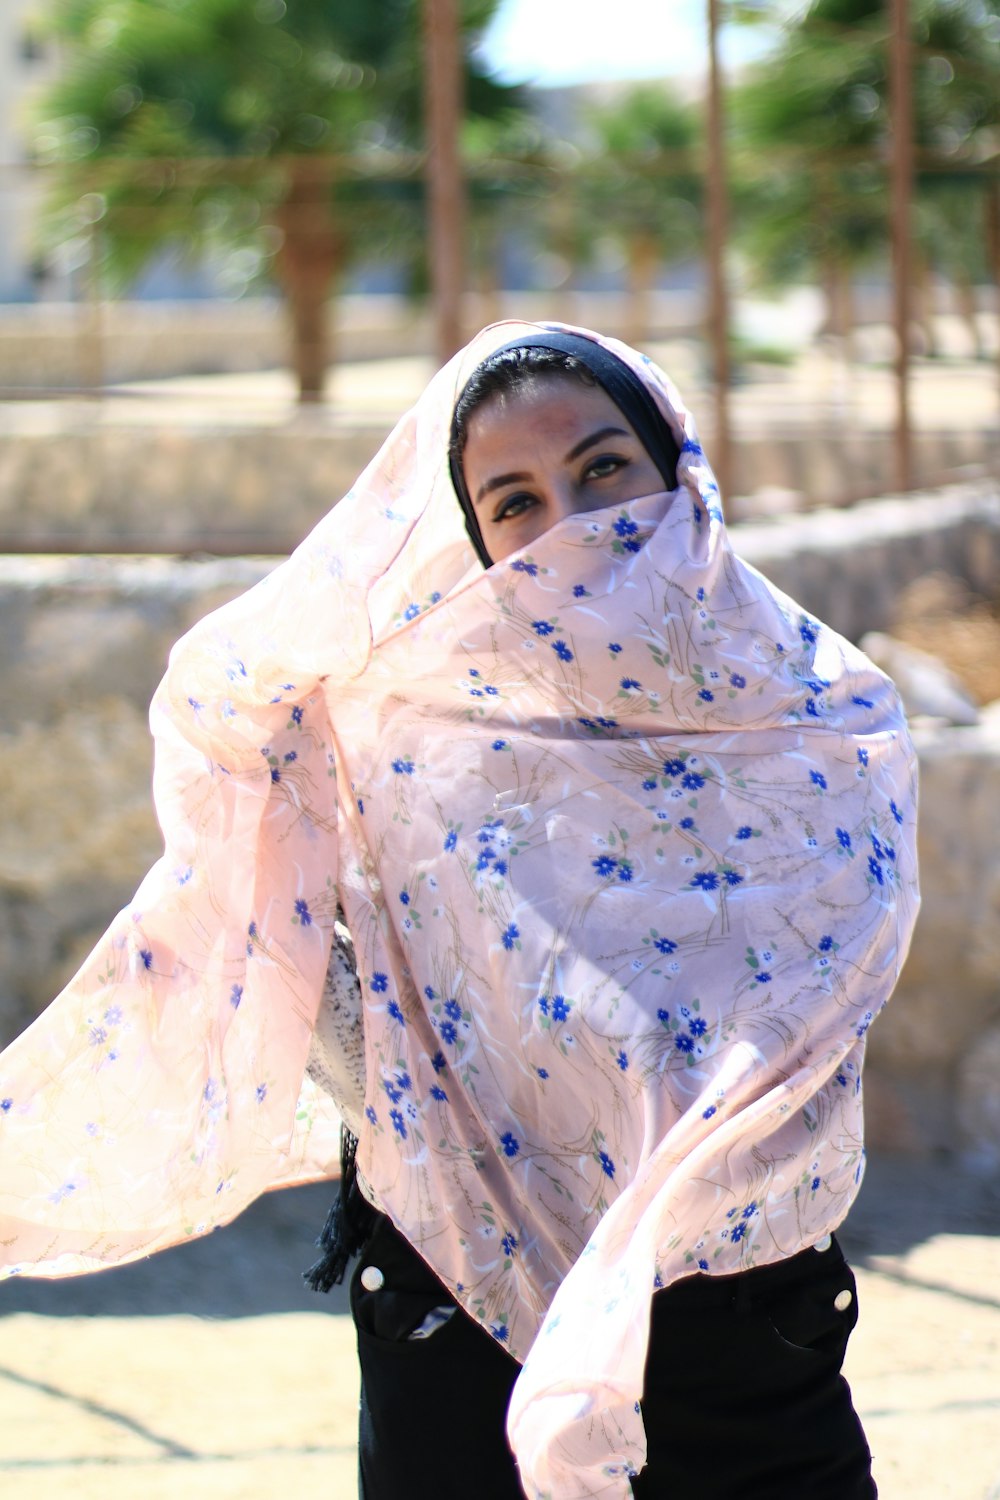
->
[78,225,105,399]
[823,255,857,370]
[822,254,856,491]
[888,0,914,492]
[705,0,731,501]
[911,245,938,358]
[625,230,659,348]
[423,0,465,364]
[842,267,856,364]
[815,172,855,362]
[987,183,1000,408]
[953,272,983,361]
[824,256,850,346]
[473,221,503,328]
[547,185,578,324]
[273,161,342,403]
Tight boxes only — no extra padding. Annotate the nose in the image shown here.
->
[549,479,580,521]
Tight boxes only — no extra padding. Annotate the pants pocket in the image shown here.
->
[349,1217,459,1343]
[760,1253,859,1363]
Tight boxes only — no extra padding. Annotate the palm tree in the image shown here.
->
[910,0,1000,356]
[577,86,703,345]
[731,0,888,348]
[33,0,515,400]
[731,0,1000,352]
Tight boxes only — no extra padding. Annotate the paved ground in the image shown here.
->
[2,325,997,436]
[2,1154,998,1500]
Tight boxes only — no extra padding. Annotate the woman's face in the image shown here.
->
[461,375,664,563]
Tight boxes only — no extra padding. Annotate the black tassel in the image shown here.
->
[303,1125,379,1292]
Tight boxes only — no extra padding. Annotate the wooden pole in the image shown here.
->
[987,181,1000,428]
[80,223,104,399]
[423,0,465,364]
[889,0,913,491]
[705,0,732,501]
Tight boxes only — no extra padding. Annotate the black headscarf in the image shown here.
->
[449,331,682,568]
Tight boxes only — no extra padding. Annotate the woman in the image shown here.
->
[0,323,918,1499]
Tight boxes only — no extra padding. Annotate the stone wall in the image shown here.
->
[0,554,270,1035]
[1,419,996,553]
[867,708,1000,1165]
[2,481,999,1158]
[0,420,384,553]
[734,482,1000,641]
[0,291,703,388]
[0,296,430,387]
[2,285,995,388]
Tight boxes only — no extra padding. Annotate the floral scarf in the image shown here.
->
[0,322,918,1498]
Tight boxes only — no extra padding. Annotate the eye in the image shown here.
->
[494,491,537,522]
[584,454,628,481]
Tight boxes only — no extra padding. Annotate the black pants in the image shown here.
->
[351,1214,876,1500]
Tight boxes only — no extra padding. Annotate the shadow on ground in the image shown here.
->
[0,1181,350,1319]
[2,1155,997,1320]
[839,1153,1000,1262]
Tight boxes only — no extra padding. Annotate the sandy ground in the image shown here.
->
[1,1154,998,1500]
[2,326,998,436]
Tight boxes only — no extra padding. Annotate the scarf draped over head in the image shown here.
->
[449,329,682,567]
[0,322,918,1499]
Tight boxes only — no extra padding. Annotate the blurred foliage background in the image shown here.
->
[11,0,1000,399]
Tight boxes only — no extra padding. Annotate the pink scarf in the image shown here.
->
[0,322,918,1497]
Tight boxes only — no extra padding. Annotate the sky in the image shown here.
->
[476,0,792,88]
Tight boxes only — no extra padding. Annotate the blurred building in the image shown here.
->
[0,1,227,303]
[0,0,60,300]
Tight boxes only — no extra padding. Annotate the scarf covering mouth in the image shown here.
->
[0,322,918,1498]
[448,327,682,566]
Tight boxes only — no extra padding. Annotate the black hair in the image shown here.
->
[450,346,598,472]
[448,332,680,568]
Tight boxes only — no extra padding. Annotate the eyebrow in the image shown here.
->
[565,425,630,463]
[473,425,632,507]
